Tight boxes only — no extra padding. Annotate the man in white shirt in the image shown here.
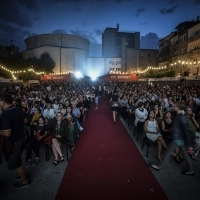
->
[43,103,55,123]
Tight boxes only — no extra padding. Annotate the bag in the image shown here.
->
[112,101,118,107]
[35,132,41,141]
[44,133,54,145]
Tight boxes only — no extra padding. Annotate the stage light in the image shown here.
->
[75,71,83,78]
[91,76,97,81]
[90,72,98,81]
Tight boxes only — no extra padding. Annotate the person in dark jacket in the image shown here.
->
[39,112,68,166]
[151,102,194,175]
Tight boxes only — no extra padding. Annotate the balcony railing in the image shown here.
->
[188,34,200,43]
[187,49,200,58]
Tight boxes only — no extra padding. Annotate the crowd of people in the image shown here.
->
[107,82,200,175]
[0,80,100,189]
[1,79,200,189]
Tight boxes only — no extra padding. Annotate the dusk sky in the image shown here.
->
[0,0,200,56]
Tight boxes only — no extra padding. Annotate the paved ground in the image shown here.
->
[121,119,200,200]
[0,143,70,200]
[0,115,200,200]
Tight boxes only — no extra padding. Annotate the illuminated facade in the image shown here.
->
[102,25,158,73]
[22,34,90,74]
[159,18,200,75]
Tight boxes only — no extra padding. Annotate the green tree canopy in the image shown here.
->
[37,52,55,73]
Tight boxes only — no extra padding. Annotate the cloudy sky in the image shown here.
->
[0,0,200,56]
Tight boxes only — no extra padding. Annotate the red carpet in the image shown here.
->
[56,98,168,200]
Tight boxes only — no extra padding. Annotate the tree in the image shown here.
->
[26,57,39,69]
[0,54,27,71]
[37,52,55,73]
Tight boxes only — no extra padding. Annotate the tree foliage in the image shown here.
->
[37,52,55,73]
[143,70,176,78]
[0,52,55,79]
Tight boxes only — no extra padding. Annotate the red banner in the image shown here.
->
[41,74,72,81]
[103,74,138,81]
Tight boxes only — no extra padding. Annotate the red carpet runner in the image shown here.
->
[56,97,168,200]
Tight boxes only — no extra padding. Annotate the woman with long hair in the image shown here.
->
[144,110,168,162]
[31,107,41,125]
[51,112,68,166]
[153,103,163,125]
[26,116,47,167]
[162,111,173,138]
[118,94,128,119]
[135,102,148,130]
[110,90,119,124]
[64,106,77,149]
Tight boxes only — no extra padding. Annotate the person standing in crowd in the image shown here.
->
[110,90,119,124]
[0,94,29,189]
[151,102,194,175]
[94,86,99,110]
[99,85,102,97]
[72,101,84,131]
[185,106,200,159]
[118,94,128,119]
[64,106,77,149]
[26,116,47,167]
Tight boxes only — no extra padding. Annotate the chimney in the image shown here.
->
[116,23,119,30]
[10,40,13,46]
[197,15,200,22]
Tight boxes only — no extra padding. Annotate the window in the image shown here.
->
[132,51,135,56]
[194,59,197,65]
[179,34,187,42]
[140,53,143,57]
[148,53,151,57]
[195,30,200,36]
[179,48,186,55]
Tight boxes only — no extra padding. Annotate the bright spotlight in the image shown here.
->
[91,76,97,81]
[89,72,98,81]
[75,71,83,79]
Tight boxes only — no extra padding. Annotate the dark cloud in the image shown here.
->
[0,0,42,51]
[0,0,41,27]
[94,29,103,36]
[160,5,179,14]
[140,32,160,49]
[115,0,123,3]
[168,0,176,3]
[139,21,148,25]
[51,0,134,5]
[73,7,82,13]
[69,29,97,43]
[114,0,134,2]
[0,22,33,51]
[52,29,67,34]
[135,8,145,17]
[194,0,200,5]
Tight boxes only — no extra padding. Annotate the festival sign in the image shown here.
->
[41,74,72,81]
[103,74,138,81]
